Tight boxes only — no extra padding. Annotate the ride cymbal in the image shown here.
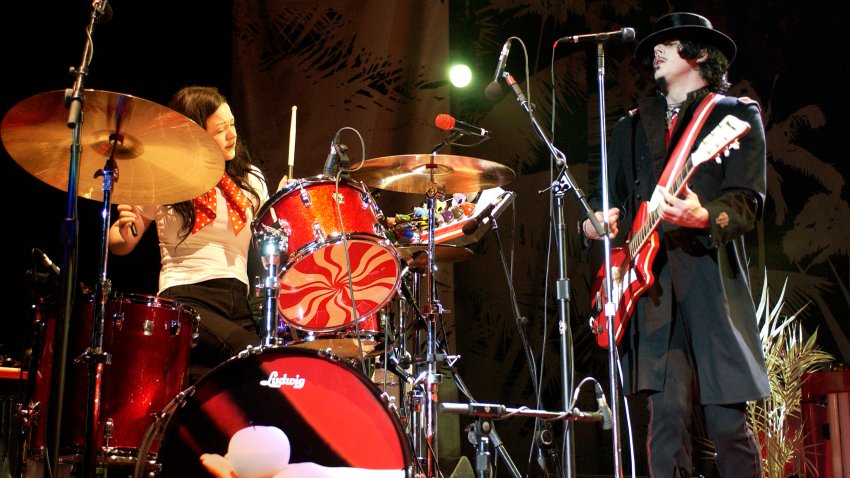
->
[350,154,514,194]
[1,89,224,205]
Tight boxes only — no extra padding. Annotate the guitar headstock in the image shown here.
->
[692,115,751,166]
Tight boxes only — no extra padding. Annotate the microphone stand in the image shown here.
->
[501,69,604,478]
[442,401,607,478]
[468,419,521,478]
[48,3,110,477]
[593,42,624,478]
[485,214,552,474]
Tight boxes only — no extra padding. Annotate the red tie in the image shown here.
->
[192,174,252,235]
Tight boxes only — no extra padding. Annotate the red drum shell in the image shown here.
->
[252,176,401,332]
[146,346,410,477]
[28,293,197,458]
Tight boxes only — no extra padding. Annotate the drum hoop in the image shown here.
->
[110,292,198,316]
[251,174,373,233]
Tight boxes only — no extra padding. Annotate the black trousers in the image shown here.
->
[160,278,259,378]
[645,306,762,478]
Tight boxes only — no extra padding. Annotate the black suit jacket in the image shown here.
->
[602,90,770,404]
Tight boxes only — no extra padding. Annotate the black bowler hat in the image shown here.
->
[635,12,736,65]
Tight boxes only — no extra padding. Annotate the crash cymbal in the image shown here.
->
[350,154,514,194]
[396,243,473,268]
[1,89,224,204]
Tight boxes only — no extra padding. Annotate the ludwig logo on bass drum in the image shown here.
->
[260,371,306,389]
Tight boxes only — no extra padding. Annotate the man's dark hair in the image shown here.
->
[678,40,731,92]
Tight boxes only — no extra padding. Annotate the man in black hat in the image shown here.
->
[581,12,770,477]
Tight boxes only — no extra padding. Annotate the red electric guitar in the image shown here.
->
[591,114,752,348]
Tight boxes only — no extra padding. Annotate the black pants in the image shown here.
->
[645,307,762,478]
[160,278,259,378]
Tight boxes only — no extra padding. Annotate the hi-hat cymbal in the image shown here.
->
[396,243,473,268]
[1,89,224,204]
[350,154,514,194]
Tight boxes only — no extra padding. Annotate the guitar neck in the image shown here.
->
[627,157,699,257]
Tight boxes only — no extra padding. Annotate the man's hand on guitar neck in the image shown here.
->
[659,187,710,229]
[582,207,620,240]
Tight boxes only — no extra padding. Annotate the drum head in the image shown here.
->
[152,347,410,477]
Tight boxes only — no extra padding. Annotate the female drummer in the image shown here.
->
[108,86,269,378]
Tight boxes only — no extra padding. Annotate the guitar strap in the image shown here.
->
[657,92,724,191]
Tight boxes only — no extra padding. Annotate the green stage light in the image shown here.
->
[449,64,472,88]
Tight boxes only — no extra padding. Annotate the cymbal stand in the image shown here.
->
[254,226,289,346]
[49,3,112,478]
[410,179,445,478]
[500,68,606,477]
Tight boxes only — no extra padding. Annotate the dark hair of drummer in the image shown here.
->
[167,86,264,241]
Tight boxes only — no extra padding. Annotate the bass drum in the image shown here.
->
[136,346,411,477]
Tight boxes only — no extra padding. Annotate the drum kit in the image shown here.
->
[1,89,516,478]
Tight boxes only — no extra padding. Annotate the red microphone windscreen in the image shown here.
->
[434,114,456,131]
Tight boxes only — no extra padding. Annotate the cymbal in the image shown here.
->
[1,89,224,204]
[396,243,473,268]
[351,154,514,194]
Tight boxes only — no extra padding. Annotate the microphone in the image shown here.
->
[462,191,514,235]
[570,408,604,423]
[322,134,341,177]
[595,383,614,430]
[386,353,414,384]
[485,39,512,100]
[558,27,636,44]
[439,402,508,418]
[33,248,60,277]
[435,114,491,138]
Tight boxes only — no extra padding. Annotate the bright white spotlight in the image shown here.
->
[449,64,472,88]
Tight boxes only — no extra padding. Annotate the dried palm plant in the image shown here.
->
[749,275,834,478]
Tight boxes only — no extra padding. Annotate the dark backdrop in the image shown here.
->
[2,1,848,477]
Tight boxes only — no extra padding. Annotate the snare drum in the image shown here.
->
[283,308,386,359]
[253,176,402,333]
[136,346,410,477]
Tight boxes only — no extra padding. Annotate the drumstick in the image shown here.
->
[287,106,297,180]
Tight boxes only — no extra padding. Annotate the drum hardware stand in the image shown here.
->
[254,225,290,346]
[46,3,111,477]
[403,177,450,478]
[79,123,129,478]
[466,419,521,478]
[498,67,607,477]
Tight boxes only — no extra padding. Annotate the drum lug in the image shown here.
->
[169,319,182,337]
[112,310,124,331]
[299,184,311,207]
[373,223,384,236]
[103,417,114,446]
[312,221,324,242]
[143,319,155,336]
[191,313,201,347]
